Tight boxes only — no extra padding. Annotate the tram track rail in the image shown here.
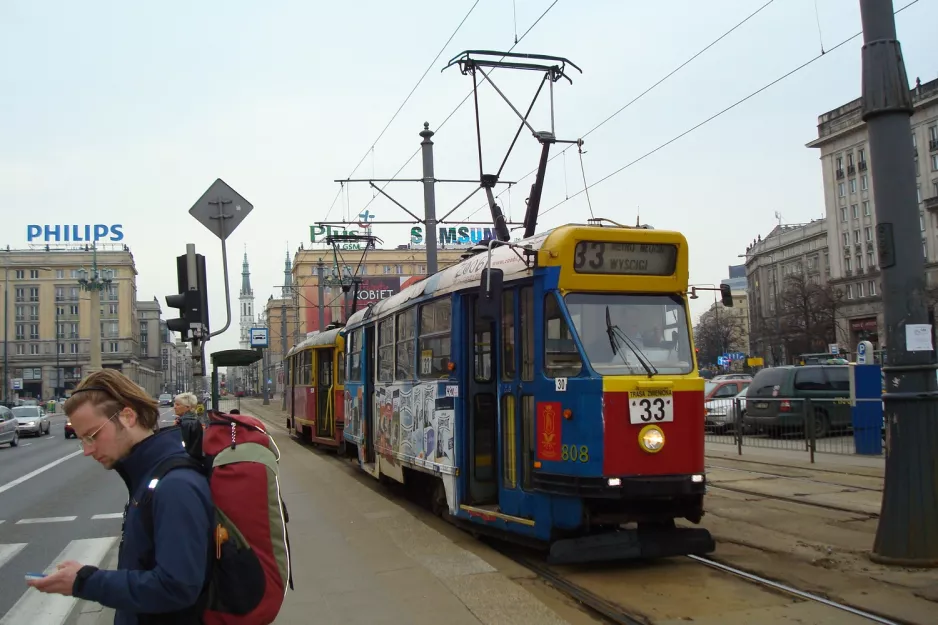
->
[705,462,884,493]
[706,483,880,517]
[506,547,904,625]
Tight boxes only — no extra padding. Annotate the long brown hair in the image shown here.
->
[64,369,159,430]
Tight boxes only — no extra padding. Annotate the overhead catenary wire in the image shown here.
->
[539,0,922,219]
[352,0,562,218]
[455,0,779,225]
[324,0,481,222]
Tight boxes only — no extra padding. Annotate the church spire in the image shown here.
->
[240,248,252,297]
[282,248,293,299]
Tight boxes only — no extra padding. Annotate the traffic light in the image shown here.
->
[166,251,209,342]
[720,283,733,307]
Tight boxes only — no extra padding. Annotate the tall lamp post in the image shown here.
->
[76,245,114,376]
[690,283,726,366]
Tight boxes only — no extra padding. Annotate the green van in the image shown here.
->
[743,365,852,438]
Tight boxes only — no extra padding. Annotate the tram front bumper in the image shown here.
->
[548,526,715,564]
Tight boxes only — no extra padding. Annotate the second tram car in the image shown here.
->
[285,326,346,448]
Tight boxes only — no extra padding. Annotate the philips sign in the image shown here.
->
[27,224,124,243]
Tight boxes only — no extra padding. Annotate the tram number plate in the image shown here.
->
[628,390,674,424]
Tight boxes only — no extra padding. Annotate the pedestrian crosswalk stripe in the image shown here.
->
[0,537,117,625]
[90,513,123,520]
[0,543,27,571]
[15,516,78,524]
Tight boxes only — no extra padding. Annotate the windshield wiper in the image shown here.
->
[605,306,657,377]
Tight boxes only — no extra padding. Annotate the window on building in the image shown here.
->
[869,281,876,296]
[70,343,79,354]
[845,257,852,272]
[836,156,843,170]
[867,250,875,268]
[842,232,849,246]
[14,270,24,279]
[55,269,64,279]
[847,153,854,167]
[850,179,857,193]
[69,305,79,315]
[863,200,871,216]
[851,204,859,218]
[933,180,938,198]
[856,254,863,271]
[29,344,40,355]
[29,287,39,302]
[847,284,854,299]
[15,344,24,355]
[854,229,860,243]
[29,270,39,279]
[838,182,845,197]
[15,324,24,340]
[862,175,869,190]
[918,184,922,204]
[865,227,872,241]
[29,324,39,340]
[57,343,65,354]
[109,342,119,353]
[857,282,864,297]
[859,148,866,163]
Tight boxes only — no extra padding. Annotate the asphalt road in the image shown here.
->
[0,406,176,624]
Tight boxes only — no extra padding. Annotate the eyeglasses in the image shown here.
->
[77,408,122,448]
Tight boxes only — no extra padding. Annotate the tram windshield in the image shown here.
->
[564,293,693,375]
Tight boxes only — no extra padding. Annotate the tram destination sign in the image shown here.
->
[573,241,677,275]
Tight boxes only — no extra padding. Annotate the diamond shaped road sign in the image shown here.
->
[189,178,254,241]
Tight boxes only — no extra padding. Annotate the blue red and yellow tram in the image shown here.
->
[334,222,715,562]
[284,327,345,449]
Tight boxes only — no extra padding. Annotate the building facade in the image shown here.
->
[291,244,466,337]
[806,76,938,354]
[136,297,163,396]
[2,244,145,401]
[744,220,830,365]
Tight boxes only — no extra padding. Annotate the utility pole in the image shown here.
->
[280,298,287,411]
[420,123,439,275]
[3,262,8,404]
[862,0,938,567]
[262,341,270,406]
[317,259,325,332]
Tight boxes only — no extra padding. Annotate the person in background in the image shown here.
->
[173,393,206,428]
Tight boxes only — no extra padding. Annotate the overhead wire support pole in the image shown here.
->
[861,0,938,568]
[420,123,439,274]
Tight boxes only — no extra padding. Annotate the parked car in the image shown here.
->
[705,388,748,433]
[712,373,752,382]
[744,365,851,438]
[0,405,19,447]
[705,378,751,402]
[12,405,51,437]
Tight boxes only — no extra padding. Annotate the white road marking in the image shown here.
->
[16,516,78,524]
[0,537,117,625]
[90,513,123,520]
[0,450,82,496]
[19,443,31,447]
[0,543,27,570]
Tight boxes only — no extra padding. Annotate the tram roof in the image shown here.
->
[285,326,344,358]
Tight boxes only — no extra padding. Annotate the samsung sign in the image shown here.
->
[27,224,124,243]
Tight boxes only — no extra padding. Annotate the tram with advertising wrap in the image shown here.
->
[284,326,346,448]
[338,221,721,563]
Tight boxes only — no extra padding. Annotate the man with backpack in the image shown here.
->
[27,369,214,624]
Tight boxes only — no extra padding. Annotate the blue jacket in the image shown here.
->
[74,427,214,624]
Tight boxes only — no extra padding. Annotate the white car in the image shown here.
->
[704,388,747,434]
[12,405,51,437]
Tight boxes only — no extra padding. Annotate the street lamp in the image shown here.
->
[76,244,114,375]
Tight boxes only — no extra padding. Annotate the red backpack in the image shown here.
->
[144,411,293,624]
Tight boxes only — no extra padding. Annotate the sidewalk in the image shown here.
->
[705,440,885,477]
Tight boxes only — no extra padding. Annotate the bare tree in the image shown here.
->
[694,309,745,366]
[777,272,846,355]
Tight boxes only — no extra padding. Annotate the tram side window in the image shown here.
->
[396,309,416,381]
[347,330,361,381]
[419,299,452,379]
[501,291,516,381]
[319,350,333,387]
[544,293,583,378]
[337,346,346,385]
[474,299,493,383]
[521,287,534,381]
[377,318,394,382]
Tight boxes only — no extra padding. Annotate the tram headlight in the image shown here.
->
[638,424,665,453]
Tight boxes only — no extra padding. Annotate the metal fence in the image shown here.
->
[704,396,884,462]
[214,395,242,414]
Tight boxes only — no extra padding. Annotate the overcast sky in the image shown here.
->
[3,0,937,365]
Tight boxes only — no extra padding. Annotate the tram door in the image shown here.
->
[466,296,499,506]
[316,349,334,438]
[363,326,376,463]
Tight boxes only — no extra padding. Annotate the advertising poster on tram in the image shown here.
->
[302,275,423,331]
